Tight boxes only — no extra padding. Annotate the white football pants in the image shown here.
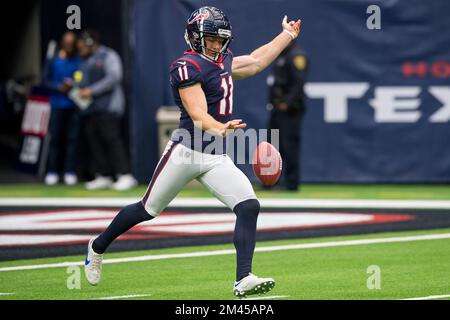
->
[142,141,257,217]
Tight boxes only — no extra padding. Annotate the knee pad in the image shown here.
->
[233,199,260,217]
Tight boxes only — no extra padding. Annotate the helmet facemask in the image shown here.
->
[185,30,232,63]
[201,32,232,62]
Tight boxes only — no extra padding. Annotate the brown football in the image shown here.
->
[252,141,282,187]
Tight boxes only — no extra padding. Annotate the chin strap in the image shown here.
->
[200,47,226,63]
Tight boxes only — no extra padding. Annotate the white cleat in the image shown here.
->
[112,174,138,191]
[233,273,276,297]
[64,173,78,186]
[84,238,103,286]
[85,176,113,190]
[45,173,59,186]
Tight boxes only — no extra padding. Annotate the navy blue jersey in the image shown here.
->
[169,49,234,153]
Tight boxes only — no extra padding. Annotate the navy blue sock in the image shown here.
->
[92,201,153,254]
[233,199,260,281]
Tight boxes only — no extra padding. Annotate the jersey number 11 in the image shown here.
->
[219,75,233,115]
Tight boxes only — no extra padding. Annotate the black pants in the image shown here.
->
[83,112,130,177]
[47,107,80,174]
[269,109,302,190]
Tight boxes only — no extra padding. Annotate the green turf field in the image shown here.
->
[1,183,450,200]
[1,228,450,300]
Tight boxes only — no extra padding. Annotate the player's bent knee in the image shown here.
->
[140,200,161,218]
[233,199,260,217]
[127,201,154,220]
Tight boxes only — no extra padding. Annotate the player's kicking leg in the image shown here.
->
[84,141,199,285]
[197,154,275,297]
[84,201,150,285]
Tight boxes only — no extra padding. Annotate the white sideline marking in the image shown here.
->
[1,232,450,272]
[238,295,289,300]
[1,197,450,209]
[96,294,152,300]
[401,294,450,300]
[0,293,15,296]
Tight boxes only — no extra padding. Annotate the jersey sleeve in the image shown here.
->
[169,60,203,89]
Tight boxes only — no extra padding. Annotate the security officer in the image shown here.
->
[267,42,308,191]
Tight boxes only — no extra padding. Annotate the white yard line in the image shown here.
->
[96,294,152,300]
[0,293,15,296]
[1,197,450,209]
[401,294,450,300]
[237,295,289,300]
[1,232,450,272]
[0,197,139,207]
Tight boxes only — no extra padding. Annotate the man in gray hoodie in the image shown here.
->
[76,30,137,191]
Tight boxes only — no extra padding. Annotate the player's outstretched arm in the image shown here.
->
[179,83,246,136]
[232,16,301,80]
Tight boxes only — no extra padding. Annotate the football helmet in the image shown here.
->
[184,6,233,62]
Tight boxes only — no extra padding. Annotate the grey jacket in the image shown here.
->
[79,45,125,115]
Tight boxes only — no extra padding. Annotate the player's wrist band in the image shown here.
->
[283,29,296,40]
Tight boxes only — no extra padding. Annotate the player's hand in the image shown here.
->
[282,15,301,40]
[221,119,247,136]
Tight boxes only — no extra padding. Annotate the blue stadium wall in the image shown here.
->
[130,0,450,183]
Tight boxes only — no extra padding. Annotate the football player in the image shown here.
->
[85,6,301,297]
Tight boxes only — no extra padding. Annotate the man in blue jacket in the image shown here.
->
[42,31,81,186]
